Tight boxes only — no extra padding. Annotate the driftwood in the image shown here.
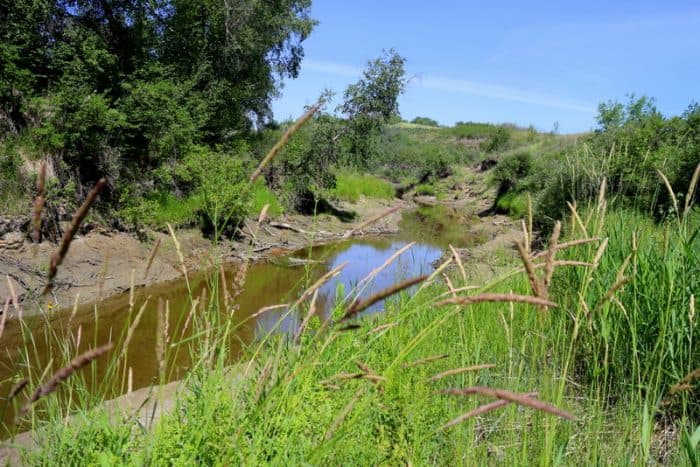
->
[269,222,308,235]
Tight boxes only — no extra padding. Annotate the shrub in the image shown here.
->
[482,126,511,153]
[492,152,532,194]
[410,117,439,127]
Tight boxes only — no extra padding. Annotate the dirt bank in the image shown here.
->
[0,197,411,316]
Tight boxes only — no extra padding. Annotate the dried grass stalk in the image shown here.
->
[22,343,113,414]
[436,285,480,299]
[343,206,401,239]
[436,293,558,309]
[543,221,561,293]
[441,386,575,420]
[449,245,467,284]
[357,242,415,290]
[44,178,106,294]
[367,322,398,334]
[324,388,363,440]
[6,275,19,315]
[340,275,428,322]
[143,238,161,280]
[515,240,542,297]
[402,354,449,369]
[443,273,456,298]
[7,378,29,402]
[31,161,46,243]
[684,162,700,217]
[566,201,589,238]
[428,364,496,382]
[668,368,700,396]
[656,169,679,217]
[250,103,321,183]
[293,289,319,345]
[530,237,602,260]
[442,392,538,430]
[252,357,273,405]
[250,303,289,320]
[592,276,630,315]
[119,297,151,361]
[0,297,8,339]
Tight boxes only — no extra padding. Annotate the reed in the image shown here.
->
[44,178,106,294]
[441,386,575,420]
[441,391,539,430]
[21,343,114,415]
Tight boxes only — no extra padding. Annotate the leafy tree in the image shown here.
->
[339,49,406,168]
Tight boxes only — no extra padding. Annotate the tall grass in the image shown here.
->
[331,171,395,203]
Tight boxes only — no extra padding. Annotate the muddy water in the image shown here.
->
[0,206,478,433]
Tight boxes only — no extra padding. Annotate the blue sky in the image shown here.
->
[271,1,700,133]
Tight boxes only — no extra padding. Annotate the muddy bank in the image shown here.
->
[0,197,410,316]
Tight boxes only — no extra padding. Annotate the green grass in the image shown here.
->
[251,181,284,216]
[10,199,699,464]
[495,191,528,217]
[331,171,395,203]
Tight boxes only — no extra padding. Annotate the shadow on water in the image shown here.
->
[0,205,477,434]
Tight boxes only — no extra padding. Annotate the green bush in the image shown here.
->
[410,116,439,127]
[492,152,532,193]
[482,126,512,153]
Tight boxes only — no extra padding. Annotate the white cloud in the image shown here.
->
[303,59,595,113]
[416,75,595,113]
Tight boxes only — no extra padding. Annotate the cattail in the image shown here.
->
[21,343,113,414]
[143,238,161,280]
[31,161,46,243]
[441,386,575,420]
[442,392,538,430]
[343,206,401,239]
[428,364,496,382]
[340,275,428,323]
[250,103,322,183]
[44,178,106,294]
[402,354,449,369]
[437,293,558,309]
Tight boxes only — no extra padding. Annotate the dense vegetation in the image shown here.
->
[2,2,700,464]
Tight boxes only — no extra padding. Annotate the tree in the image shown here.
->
[339,49,406,168]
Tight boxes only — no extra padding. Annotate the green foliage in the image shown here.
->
[410,116,439,127]
[251,181,284,217]
[492,152,532,193]
[182,146,250,238]
[554,208,700,419]
[331,171,395,202]
[340,50,407,169]
[482,126,512,153]
[495,191,528,217]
